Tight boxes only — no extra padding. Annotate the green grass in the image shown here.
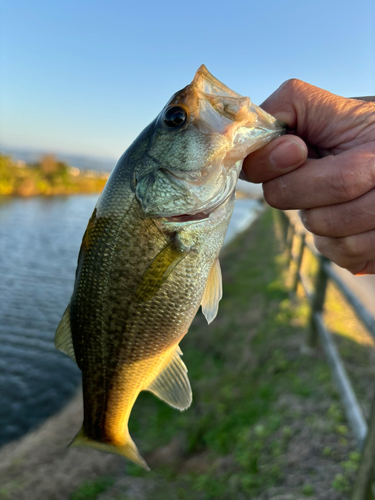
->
[70,478,115,500]
[70,208,359,500]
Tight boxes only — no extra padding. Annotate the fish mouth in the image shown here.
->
[164,212,209,223]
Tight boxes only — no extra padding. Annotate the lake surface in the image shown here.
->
[0,195,262,447]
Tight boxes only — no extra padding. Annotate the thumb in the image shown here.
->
[242,134,307,183]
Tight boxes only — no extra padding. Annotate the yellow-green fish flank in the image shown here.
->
[55,65,285,469]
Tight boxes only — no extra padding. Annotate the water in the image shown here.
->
[0,195,262,447]
[224,198,264,246]
[0,196,96,446]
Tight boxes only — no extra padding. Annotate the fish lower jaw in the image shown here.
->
[161,189,236,227]
[164,211,209,223]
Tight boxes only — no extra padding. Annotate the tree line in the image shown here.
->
[0,153,108,196]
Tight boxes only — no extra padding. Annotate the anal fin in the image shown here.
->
[201,258,222,324]
[146,346,192,411]
[55,304,76,362]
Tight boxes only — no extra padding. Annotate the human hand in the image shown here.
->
[242,80,375,275]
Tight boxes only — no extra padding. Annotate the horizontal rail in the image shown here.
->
[322,261,375,340]
[314,312,368,447]
[297,271,313,302]
[294,233,375,338]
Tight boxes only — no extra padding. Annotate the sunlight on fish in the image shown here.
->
[55,65,286,469]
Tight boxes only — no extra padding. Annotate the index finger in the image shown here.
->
[260,79,375,149]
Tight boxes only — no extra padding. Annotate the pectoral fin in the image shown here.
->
[146,346,192,411]
[55,304,76,362]
[136,239,189,301]
[201,258,222,324]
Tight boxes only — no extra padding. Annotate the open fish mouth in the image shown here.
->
[164,212,209,223]
[135,65,286,222]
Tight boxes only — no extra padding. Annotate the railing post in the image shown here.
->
[281,209,289,234]
[272,210,289,249]
[280,210,290,248]
[352,386,375,500]
[285,223,295,266]
[291,233,305,293]
[308,254,329,347]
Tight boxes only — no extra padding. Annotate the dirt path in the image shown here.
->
[0,392,123,500]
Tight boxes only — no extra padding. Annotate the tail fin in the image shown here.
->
[69,427,149,470]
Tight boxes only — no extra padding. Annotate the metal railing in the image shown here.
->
[276,210,375,499]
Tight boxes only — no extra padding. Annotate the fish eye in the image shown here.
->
[164,106,188,128]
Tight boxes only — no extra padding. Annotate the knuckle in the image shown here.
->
[336,235,363,259]
[279,78,305,96]
[332,165,357,202]
[329,149,375,203]
[360,153,375,190]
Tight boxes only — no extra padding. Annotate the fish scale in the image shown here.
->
[55,65,285,468]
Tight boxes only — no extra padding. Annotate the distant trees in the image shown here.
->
[0,153,108,196]
[40,154,57,174]
[0,154,14,195]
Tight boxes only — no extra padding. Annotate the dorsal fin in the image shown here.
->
[146,346,192,411]
[136,238,189,301]
[54,304,76,362]
[201,258,222,324]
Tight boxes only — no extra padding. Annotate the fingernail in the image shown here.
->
[269,138,306,169]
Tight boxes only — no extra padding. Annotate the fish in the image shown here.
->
[55,65,285,469]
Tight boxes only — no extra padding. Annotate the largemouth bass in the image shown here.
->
[55,65,285,469]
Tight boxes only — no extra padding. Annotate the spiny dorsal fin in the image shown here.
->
[201,258,222,324]
[136,239,189,302]
[146,346,192,411]
[54,304,76,362]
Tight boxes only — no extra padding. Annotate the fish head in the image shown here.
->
[134,65,285,219]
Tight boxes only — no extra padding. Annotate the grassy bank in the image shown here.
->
[1,207,369,500]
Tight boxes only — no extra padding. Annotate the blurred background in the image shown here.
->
[0,1,375,499]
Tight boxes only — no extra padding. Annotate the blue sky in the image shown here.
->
[1,0,374,160]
